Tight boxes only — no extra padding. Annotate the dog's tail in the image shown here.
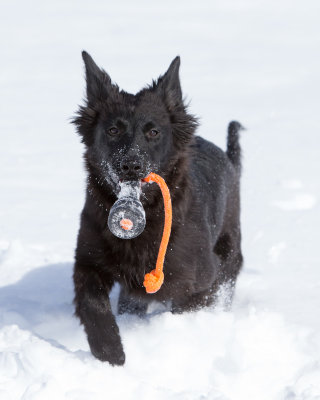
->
[226,121,244,172]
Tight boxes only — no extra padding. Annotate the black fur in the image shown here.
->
[72,51,244,365]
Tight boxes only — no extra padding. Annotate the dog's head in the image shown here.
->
[73,51,198,197]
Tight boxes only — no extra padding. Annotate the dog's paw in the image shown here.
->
[88,334,126,365]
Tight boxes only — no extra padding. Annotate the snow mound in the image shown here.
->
[0,263,319,399]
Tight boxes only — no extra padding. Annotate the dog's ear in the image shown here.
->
[156,56,183,110]
[82,51,116,104]
[152,56,199,148]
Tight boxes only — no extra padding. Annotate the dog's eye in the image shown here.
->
[108,127,120,135]
[148,129,159,138]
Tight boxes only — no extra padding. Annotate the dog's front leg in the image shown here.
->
[73,262,125,365]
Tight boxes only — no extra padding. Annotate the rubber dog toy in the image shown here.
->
[107,173,172,293]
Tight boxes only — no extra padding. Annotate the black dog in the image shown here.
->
[72,51,243,365]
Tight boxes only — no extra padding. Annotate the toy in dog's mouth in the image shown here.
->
[107,172,172,293]
[108,179,146,240]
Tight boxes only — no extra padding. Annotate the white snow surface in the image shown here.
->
[1,0,320,399]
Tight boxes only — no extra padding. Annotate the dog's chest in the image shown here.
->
[106,227,160,273]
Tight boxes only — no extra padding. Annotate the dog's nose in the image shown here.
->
[120,160,143,176]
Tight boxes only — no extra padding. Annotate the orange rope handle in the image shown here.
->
[142,172,172,293]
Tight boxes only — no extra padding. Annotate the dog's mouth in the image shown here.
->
[115,175,162,207]
[117,178,148,196]
[118,178,147,185]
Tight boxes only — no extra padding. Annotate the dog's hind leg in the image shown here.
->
[117,286,148,317]
[171,275,220,314]
[214,230,243,308]
[171,289,212,314]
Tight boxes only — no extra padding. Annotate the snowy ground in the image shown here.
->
[1,0,320,399]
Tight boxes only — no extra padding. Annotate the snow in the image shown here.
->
[1,0,320,399]
[273,193,317,211]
